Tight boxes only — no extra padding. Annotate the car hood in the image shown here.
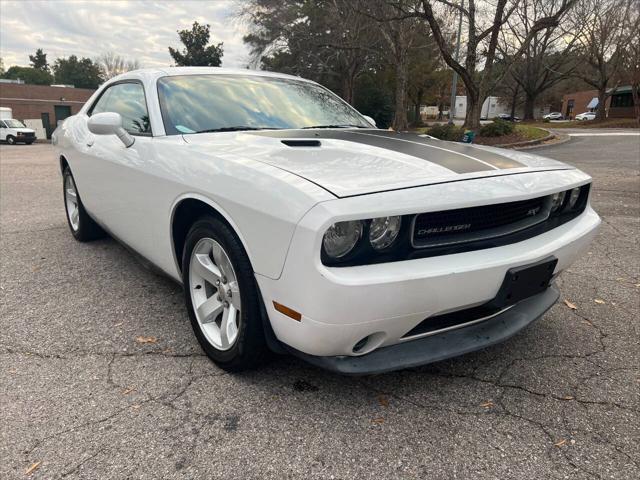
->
[184,129,571,198]
[12,127,35,133]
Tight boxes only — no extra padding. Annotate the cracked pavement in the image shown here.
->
[1,133,638,479]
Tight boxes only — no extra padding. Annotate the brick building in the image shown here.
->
[561,86,635,120]
[0,83,95,138]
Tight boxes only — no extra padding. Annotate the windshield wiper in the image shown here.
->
[195,126,281,133]
[301,124,368,129]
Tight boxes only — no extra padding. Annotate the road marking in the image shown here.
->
[567,132,640,136]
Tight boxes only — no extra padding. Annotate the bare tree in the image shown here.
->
[500,0,579,120]
[96,52,140,80]
[396,0,577,129]
[621,9,640,124]
[570,0,639,120]
[359,0,427,130]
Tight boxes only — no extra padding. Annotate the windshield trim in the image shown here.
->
[156,73,371,136]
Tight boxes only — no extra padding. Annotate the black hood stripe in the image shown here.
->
[355,130,525,169]
[347,131,500,172]
[249,129,524,173]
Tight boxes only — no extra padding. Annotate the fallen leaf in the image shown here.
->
[114,322,123,327]
[594,299,605,304]
[635,283,640,288]
[480,401,494,408]
[135,336,157,344]
[563,299,577,310]
[121,387,135,395]
[561,396,574,400]
[371,417,385,424]
[554,439,567,447]
[582,319,594,327]
[131,404,141,410]
[25,462,41,475]
[378,395,389,408]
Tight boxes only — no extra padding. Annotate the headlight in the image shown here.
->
[567,187,581,209]
[322,220,363,259]
[369,216,401,250]
[550,191,565,212]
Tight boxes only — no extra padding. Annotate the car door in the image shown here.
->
[79,81,158,254]
[0,120,6,140]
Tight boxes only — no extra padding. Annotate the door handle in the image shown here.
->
[86,138,94,147]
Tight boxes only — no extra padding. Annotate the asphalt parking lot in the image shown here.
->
[1,132,639,479]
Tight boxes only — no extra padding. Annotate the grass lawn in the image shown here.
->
[474,124,549,146]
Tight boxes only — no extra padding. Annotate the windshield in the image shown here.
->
[4,119,25,128]
[157,74,370,135]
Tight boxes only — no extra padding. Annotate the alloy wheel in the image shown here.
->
[189,237,242,351]
[64,173,80,231]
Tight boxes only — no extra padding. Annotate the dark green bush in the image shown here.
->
[479,118,515,137]
[427,123,464,141]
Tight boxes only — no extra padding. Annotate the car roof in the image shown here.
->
[109,67,315,84]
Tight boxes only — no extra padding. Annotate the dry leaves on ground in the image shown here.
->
[378,395,389,407]
[25,462,41,475]
[554,439,567,447]
[371,417,385,424]
[594,299,606,304]
[563,299,577,310]
[135,336,158,344]
[480,401,494,408]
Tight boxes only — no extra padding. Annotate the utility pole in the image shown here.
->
[448,0,464,125]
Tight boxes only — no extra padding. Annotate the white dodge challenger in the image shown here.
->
[53,68,600,374]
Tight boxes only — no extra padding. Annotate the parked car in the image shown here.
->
[543,112,564,120]
[0,118,37,144]
[497,113,520,122]
[52,68,600,374]
[575,112,596,121]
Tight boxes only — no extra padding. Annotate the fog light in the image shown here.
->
[353,336,370,353]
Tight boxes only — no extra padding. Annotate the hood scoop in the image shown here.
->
[281,139,321,147]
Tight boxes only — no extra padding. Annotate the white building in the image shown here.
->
[453,96,511,119]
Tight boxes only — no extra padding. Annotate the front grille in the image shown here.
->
[412,196,549,248]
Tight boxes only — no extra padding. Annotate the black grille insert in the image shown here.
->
[412,196,549,248]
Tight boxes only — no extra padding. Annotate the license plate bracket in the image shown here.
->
[489,256,558,309]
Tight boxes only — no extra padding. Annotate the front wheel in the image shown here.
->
[62,166,105,241]
[182,215,268,371]
[6,135,16,145]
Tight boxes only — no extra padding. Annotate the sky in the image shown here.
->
[0,0,251,70]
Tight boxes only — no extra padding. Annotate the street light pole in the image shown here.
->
[448,0,464,125]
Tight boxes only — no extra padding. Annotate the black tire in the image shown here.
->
[182,215,268,371]
[6,135,16,145]
[26,141,34,145]
[62,166,105,242]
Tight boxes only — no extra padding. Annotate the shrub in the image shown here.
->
[427,123,464,141]
[479,118,515,137]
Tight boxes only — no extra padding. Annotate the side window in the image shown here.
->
[0,121,6,128]
[91,83,151,135]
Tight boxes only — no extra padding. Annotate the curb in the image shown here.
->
[494,127,554,149]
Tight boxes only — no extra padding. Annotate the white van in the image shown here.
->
[0,118,37,144]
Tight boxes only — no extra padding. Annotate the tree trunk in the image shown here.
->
[632,84,640,126]
[464,91,482,130]
[510,85,519,119]
[392,55,409,131]
[342,69,356,105]
[524,94,536,120]
[596,87,607,121]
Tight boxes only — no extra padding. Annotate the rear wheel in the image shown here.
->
[6,135,16,145]
[182,215,268,371]
[62,166,105,241]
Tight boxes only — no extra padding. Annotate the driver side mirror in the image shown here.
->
[362,115,377,128]
[88,112,135,147]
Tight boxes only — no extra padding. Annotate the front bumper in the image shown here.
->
[286,286,559,375]
[256,205,600,360]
